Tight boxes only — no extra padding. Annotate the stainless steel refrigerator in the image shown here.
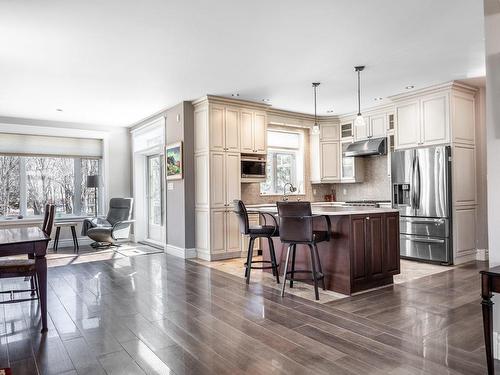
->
[391,145,452,264]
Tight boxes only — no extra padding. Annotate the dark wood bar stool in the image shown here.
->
[233,200,280,284]
[277,201,331,300]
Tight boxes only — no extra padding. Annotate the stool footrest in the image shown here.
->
[284,270,324,281]
[245,260,279,270]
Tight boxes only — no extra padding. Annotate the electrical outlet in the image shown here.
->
[313,189,317,195]
[343,188,347,195]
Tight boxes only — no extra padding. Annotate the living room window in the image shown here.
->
[0,155,101,218]
[260,129,305,195]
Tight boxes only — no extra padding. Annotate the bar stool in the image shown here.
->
[277,201,331,300]
[233,200,280,284]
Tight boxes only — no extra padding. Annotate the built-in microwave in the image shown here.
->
[241,154,266,182]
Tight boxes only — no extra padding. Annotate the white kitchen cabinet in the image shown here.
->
[210,152,240,208]
[210,209,241,255]
[354,118,369,141]
[370,114,387,138]
[421,93,450,146]
[240,110,254,153]
[395,100,420,148]
[209,105,225,151]
[254,112,267,153]
[225,107,240,152]
[320,123,340,141]
[340,122,354,140]
[240,110,267,154]
[209,105,240,152]
[320,142,340,181]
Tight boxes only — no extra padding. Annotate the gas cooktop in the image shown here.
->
[343,200,392,207]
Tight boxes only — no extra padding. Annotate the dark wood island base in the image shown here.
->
[261,209,400,295]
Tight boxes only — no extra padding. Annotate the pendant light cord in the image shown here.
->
[314,85,317,124]
[357,69,361,116]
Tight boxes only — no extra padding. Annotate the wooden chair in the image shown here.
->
[0,204,54,304]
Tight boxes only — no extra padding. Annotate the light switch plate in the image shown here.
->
[167,182,174,190]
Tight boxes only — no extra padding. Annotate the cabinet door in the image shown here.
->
[240,110,254,153]
[210,152,225,208]
[341,142,354,180]
[210,209,225,253]
[225,107,240,152]
[253,112,267,153]
[384,213,400,275]
[352,216,368,282]
[370,114,386,138]
[366,215,384,279]
[320,142,340,181]
[421,93,449,146]
[226,210,241,253]
[225,153,241,206]
[210,105,225,151]
[396,100,420,149]
[354,119,369,141]
[320,124,339,141]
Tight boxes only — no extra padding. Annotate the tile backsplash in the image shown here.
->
[334,155,391,201]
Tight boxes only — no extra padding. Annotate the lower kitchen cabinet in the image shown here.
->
[210,209,241,256]
[351,212,400,291]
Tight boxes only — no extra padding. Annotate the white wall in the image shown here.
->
[105,127,132,201]
[484,0,500,350]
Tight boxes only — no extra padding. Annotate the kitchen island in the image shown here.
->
[254,204,400,295]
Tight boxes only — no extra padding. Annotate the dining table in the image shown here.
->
[0,226,50,332]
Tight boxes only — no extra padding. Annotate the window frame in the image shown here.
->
[260,129,305,196]
[0,154,102,219]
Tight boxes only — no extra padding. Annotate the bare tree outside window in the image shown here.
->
[0,154,100,218]
[0,156,20,216]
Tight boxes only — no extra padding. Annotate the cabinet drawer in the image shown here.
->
[399,217,449,238]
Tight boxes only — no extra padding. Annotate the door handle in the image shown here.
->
[403,236,445,244]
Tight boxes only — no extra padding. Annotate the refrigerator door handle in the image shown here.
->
[403,235,446,244]
[410,153,417,209]
[415,155,421,209]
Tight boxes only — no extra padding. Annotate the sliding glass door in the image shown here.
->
[147,155,163,243]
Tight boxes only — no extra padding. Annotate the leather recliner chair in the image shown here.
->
[83,198,135,247]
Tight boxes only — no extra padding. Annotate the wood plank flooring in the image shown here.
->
[0,251,493,374]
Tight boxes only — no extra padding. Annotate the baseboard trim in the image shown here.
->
[166,244,197,259]
[477,248,489,261]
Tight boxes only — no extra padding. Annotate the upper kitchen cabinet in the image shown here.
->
[319,122,340,141]
[352,110,391,141]
[392,82,477,150]
[320,141,340,181]
[209,104,240,152]
[240,110,267,154]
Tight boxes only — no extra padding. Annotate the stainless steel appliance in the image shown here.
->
[343,137,387,157]
[241,155,266,182]
[391,145,452,264]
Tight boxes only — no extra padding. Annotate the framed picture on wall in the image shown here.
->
[166,141,183,180]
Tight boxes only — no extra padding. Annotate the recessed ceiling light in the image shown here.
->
[231,93,239,97]
[405,85,415,90]
[56,108,63,112]
[374,97,383,101]
[262,98,270,102]
[326,109,335,113]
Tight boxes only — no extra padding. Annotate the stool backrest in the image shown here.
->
[233,200,250,235]
[42,204,55,236]
[277,201,313,243]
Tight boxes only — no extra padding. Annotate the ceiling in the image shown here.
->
[0,0,485,127]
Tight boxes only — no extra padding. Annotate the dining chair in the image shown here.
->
[0,204,54,304]
[276,201,331,300]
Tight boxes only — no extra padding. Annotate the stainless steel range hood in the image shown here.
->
[343,137,387,157]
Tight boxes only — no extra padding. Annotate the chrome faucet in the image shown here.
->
[282,183,297,201]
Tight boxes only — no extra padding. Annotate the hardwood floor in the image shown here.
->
[0,251,492,374]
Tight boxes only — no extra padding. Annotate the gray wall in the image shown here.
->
[165,102,195,249]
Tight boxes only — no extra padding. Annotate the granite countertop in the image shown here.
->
[249,203,398,216]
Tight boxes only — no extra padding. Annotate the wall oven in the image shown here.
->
[241,155,266,182]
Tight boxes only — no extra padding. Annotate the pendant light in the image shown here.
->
[354,66,366,128]
[312,82,320,134]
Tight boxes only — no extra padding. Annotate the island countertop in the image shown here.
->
[247,203,398,216]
